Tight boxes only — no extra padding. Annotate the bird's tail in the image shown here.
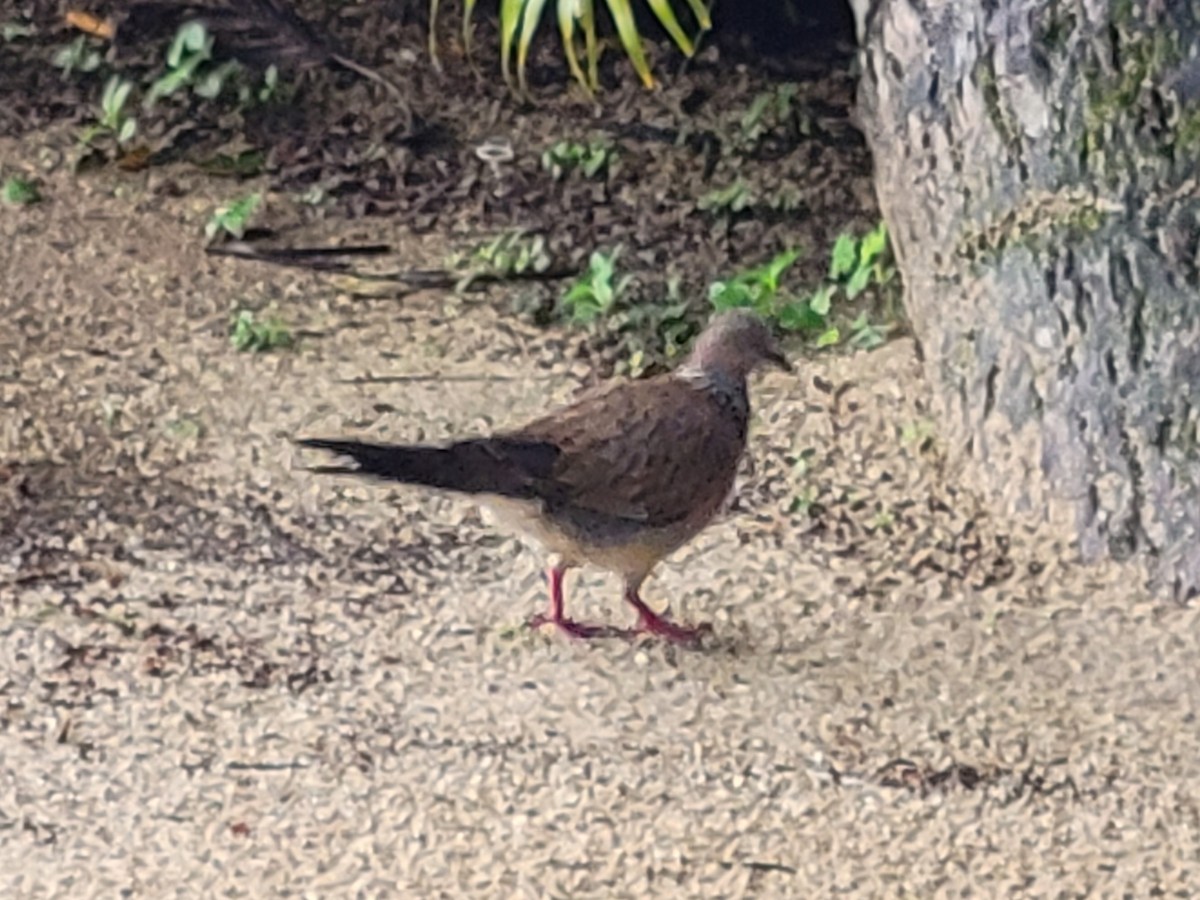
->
[295,436,560,499]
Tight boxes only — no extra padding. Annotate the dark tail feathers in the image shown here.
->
[295,436,561,499]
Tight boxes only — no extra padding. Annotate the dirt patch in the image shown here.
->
[3,1,879,371]
[2,6,1198,898]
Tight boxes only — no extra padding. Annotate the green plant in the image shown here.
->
[709,249,833,338]
[709,248,797,313]
[145,21,278,108]
[699,179,805,215]
[206,193,262,241]
[254,64,280,103]
[53,35,103,76]
[709,244,903,348]
[901,419,936,449]
[542,138,619,180]
[429,0,711,95]
[454,230,554,289]
[2,20,35,42]
[230,309,292,352]
[830,221,894,299]
[609,276,694,376]
[561,247,631,323]
[788,484,819,515]
[698,180,754,214]
[731,222,899,350]
[786,443,820,514]
[848,312,885,349]
[737,83,809,147]
[870,507,895,530]
[804,221,900,347]
[2,176,40,205]
[81,76,138,147]
[164,417,203,440]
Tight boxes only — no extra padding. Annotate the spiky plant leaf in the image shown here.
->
[556,0,590,92]
[516,0,552,94]
[499,0,526,89]
[604,0,654,87]
[645,0,697,56]
[433,0,708,94]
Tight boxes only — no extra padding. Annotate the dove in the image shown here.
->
[297,309,789,643]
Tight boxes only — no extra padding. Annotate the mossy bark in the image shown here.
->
[858,0,1200,599]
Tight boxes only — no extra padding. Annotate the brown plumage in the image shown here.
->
[297,310,790,643]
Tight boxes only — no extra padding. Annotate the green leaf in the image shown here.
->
[645,0,699,56]
[685,0,711,27]
[580,0,599,88]
[499,0,525,90]
[708,280,753,310]
[207,193,261,240]
[699,181,752,212]
[741,92,771,133]
[860,221,888,265]
[561,246,624,323]
[102,76,133,121]
[195,74,222,99]
[2,176,40,205]
[830,233,857,279]
[146,69,189,106]
[54,36,102,75]
[846,265,872,299]
[763,247,801,288]
[850,313,886,349]
[776,302,815,331]
[168,21,211,68]
[808,283,834,317]
[606,0,655,88]
[873,259,896,285]
[816,327,840,348]
[775,83,798,116]
[556,0,590,92]
[230,309,291,352]
[515,0,551,95]
[2,21,35,41]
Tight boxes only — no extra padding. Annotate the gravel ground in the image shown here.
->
[4,141,1200,899]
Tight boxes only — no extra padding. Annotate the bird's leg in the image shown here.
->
[526,565,628,639]
[624,584,713,644]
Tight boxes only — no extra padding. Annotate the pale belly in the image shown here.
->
[480,495,719,583]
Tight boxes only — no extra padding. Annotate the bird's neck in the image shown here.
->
[676,365,750,433]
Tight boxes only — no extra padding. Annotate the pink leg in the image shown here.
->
[526,566,630,640]
[624,588,713,644]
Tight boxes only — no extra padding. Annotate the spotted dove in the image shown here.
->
[297,309,790,643]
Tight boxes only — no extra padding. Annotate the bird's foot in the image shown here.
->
[525,613,631,640]
[624,589,712,644]
[634,610,713,645]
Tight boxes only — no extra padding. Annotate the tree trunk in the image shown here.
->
[857,0,1200,600]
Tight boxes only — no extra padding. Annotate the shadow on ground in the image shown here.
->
[2,9,1199,896]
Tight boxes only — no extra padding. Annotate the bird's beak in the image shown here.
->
[767,347,792,372]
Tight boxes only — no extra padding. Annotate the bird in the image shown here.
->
[296,309,791,643]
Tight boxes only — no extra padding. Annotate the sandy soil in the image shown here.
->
[2,145,1198,899]
[2,8,1199,895]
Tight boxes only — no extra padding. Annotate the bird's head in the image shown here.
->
[686,309,792,379]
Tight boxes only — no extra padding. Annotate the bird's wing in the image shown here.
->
[509,376,747,528]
